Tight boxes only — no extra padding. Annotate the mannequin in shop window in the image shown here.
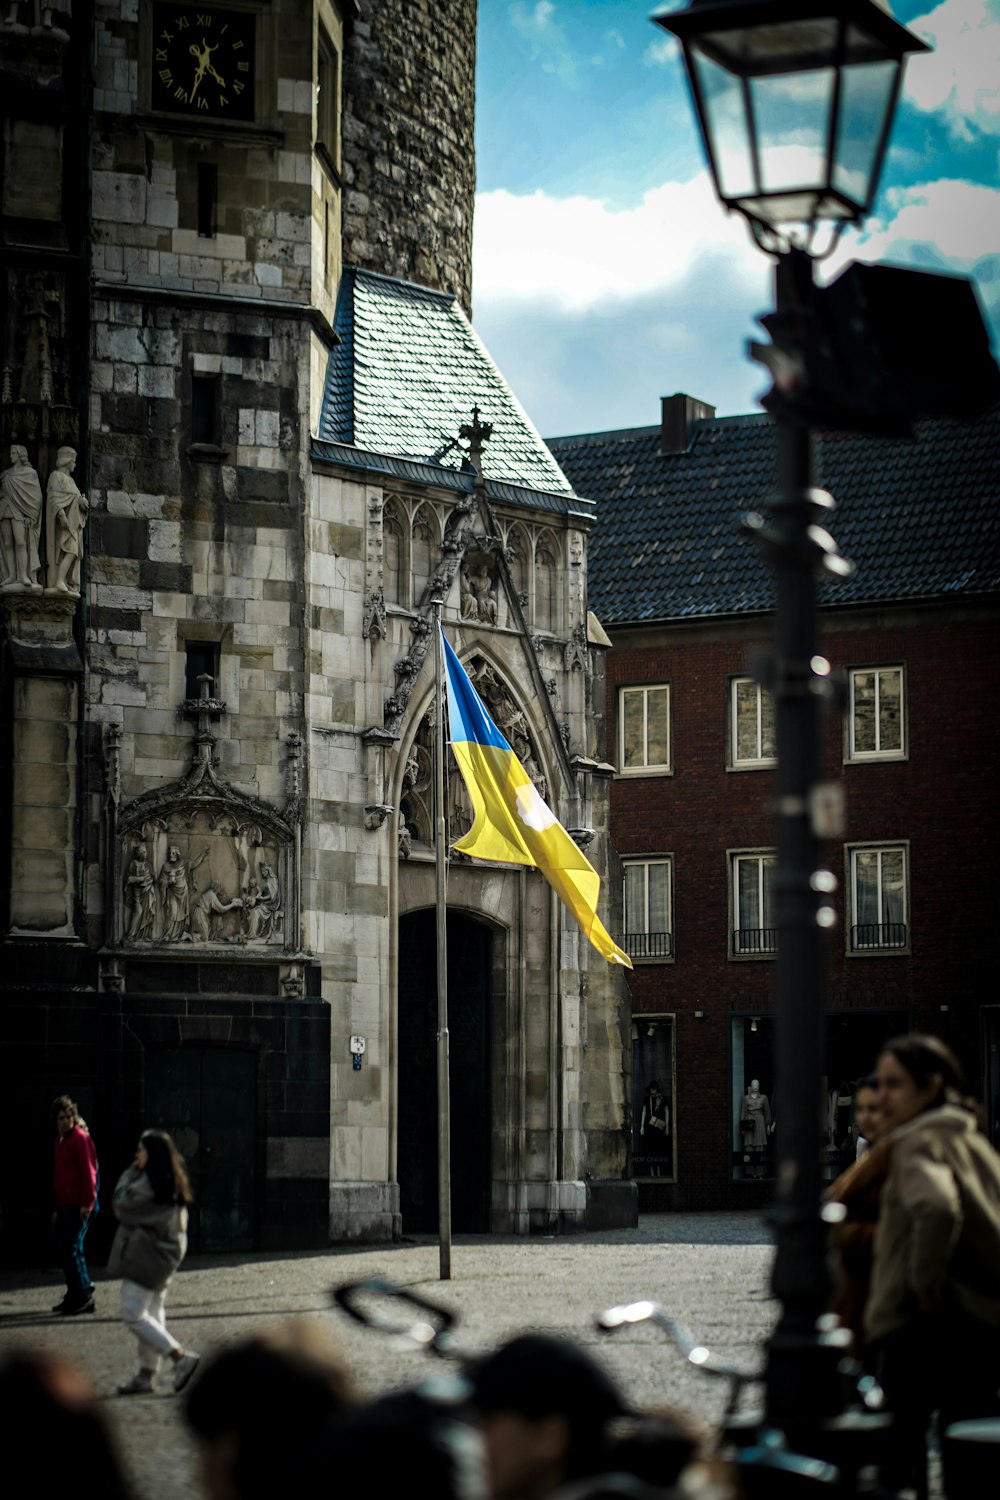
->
[829,1080,856,1153]
[639,1080,670,1176]
[740,1078,774,1179]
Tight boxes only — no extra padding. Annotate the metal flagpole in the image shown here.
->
[433,598,452,1280]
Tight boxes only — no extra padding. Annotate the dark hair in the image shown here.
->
[471,1334,626,1483]
[879,1034,976,1115]
[0,1351,135,1500]
[51,1095,81,1125]
[186,1325,357,1500]
[140,1129,193,1205]
[856,1073,879,1094]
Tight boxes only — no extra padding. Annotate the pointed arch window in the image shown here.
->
[507,525,529,617]
[411,507,434,605]
[534,535,557,634]
[383,502,404,607]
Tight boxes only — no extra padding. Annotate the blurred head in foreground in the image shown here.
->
[0,1349,134,1500]
[184,1322,357,1500]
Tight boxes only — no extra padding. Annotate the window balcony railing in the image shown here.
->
[851,923,908,951]
[625,931,673,959]
[733,927,778,955]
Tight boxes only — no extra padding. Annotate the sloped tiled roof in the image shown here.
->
[547,409,1000,624]
[315,267,575,500]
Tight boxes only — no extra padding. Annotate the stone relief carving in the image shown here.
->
[110,678,297,952]
[0,444,43,590]
[119,824,286,948]
[363,586,387,642]
[565,623,588,672]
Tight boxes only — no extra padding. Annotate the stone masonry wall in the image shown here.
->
[342,0,476,312]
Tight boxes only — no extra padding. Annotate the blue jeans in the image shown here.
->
[52,1205,93,1300]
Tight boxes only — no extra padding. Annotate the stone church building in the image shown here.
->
[0,0,635,1256]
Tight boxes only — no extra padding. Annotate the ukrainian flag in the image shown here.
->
[442,630,632,968]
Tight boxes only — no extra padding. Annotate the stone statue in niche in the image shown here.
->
[459,554,498,625]
[0,445,43,591]
[45,446,88,594]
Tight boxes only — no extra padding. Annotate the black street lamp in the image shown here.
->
[654,0,929,1444]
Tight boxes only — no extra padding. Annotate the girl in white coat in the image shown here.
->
[109,1129,200,1396]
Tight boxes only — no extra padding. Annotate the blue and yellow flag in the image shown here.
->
[442,631,632,968]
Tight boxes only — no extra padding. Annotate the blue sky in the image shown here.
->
[472,0,1000,439]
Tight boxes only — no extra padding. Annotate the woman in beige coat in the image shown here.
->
[865,1035,1000,1497]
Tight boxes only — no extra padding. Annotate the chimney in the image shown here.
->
[660,393,716,455]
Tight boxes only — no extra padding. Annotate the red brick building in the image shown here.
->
[549,399,1000,1209]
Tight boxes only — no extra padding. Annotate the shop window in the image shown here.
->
[731,1011,909,1183]
[731,851,776,956]
[731,1015,775,1181]
[848,843,908,952]
[848,666,905,761]
[623,858,672,961]
[619,684,671,774]
[632,1016,675,1181]
[730,676,775,768]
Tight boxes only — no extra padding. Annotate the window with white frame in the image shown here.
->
[730,677,776,767]
[849,844,908,951]
[848,667,905,760]
[732,852,777,955]
[619,685,671,773]
[623,859,672,960]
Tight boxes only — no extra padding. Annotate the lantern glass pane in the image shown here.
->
[691,48,756,200]
[699,18,840,76]
[833,53,898,209]
[750,66,835,195]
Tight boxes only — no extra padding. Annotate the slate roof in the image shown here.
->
[547,408,1000,625]
[315,267,576,503]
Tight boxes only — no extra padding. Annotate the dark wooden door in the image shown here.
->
[146,1048,256,1252]
[397,911,492,1233]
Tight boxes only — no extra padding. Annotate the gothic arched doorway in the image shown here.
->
[397,909,493,1232]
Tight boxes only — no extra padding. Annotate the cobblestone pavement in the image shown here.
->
[0,1213,776,1500]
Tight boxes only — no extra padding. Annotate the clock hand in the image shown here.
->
[188,38,225,101]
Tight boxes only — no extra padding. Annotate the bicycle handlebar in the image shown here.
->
[597,1299,762,1386]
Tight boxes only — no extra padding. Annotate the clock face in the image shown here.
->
[150,3,256,122]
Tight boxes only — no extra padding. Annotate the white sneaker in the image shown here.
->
[172,1351,200,1392]
[118,1374,154,1396]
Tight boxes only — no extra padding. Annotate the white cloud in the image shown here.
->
[643,36,677,68]
[471,173,999,438]
[905,0,1000,138]
[509,1,580,85]
[474,178,763,315]
[472,177,772,432]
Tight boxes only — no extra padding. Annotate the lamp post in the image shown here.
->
[653,0,929,1436]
